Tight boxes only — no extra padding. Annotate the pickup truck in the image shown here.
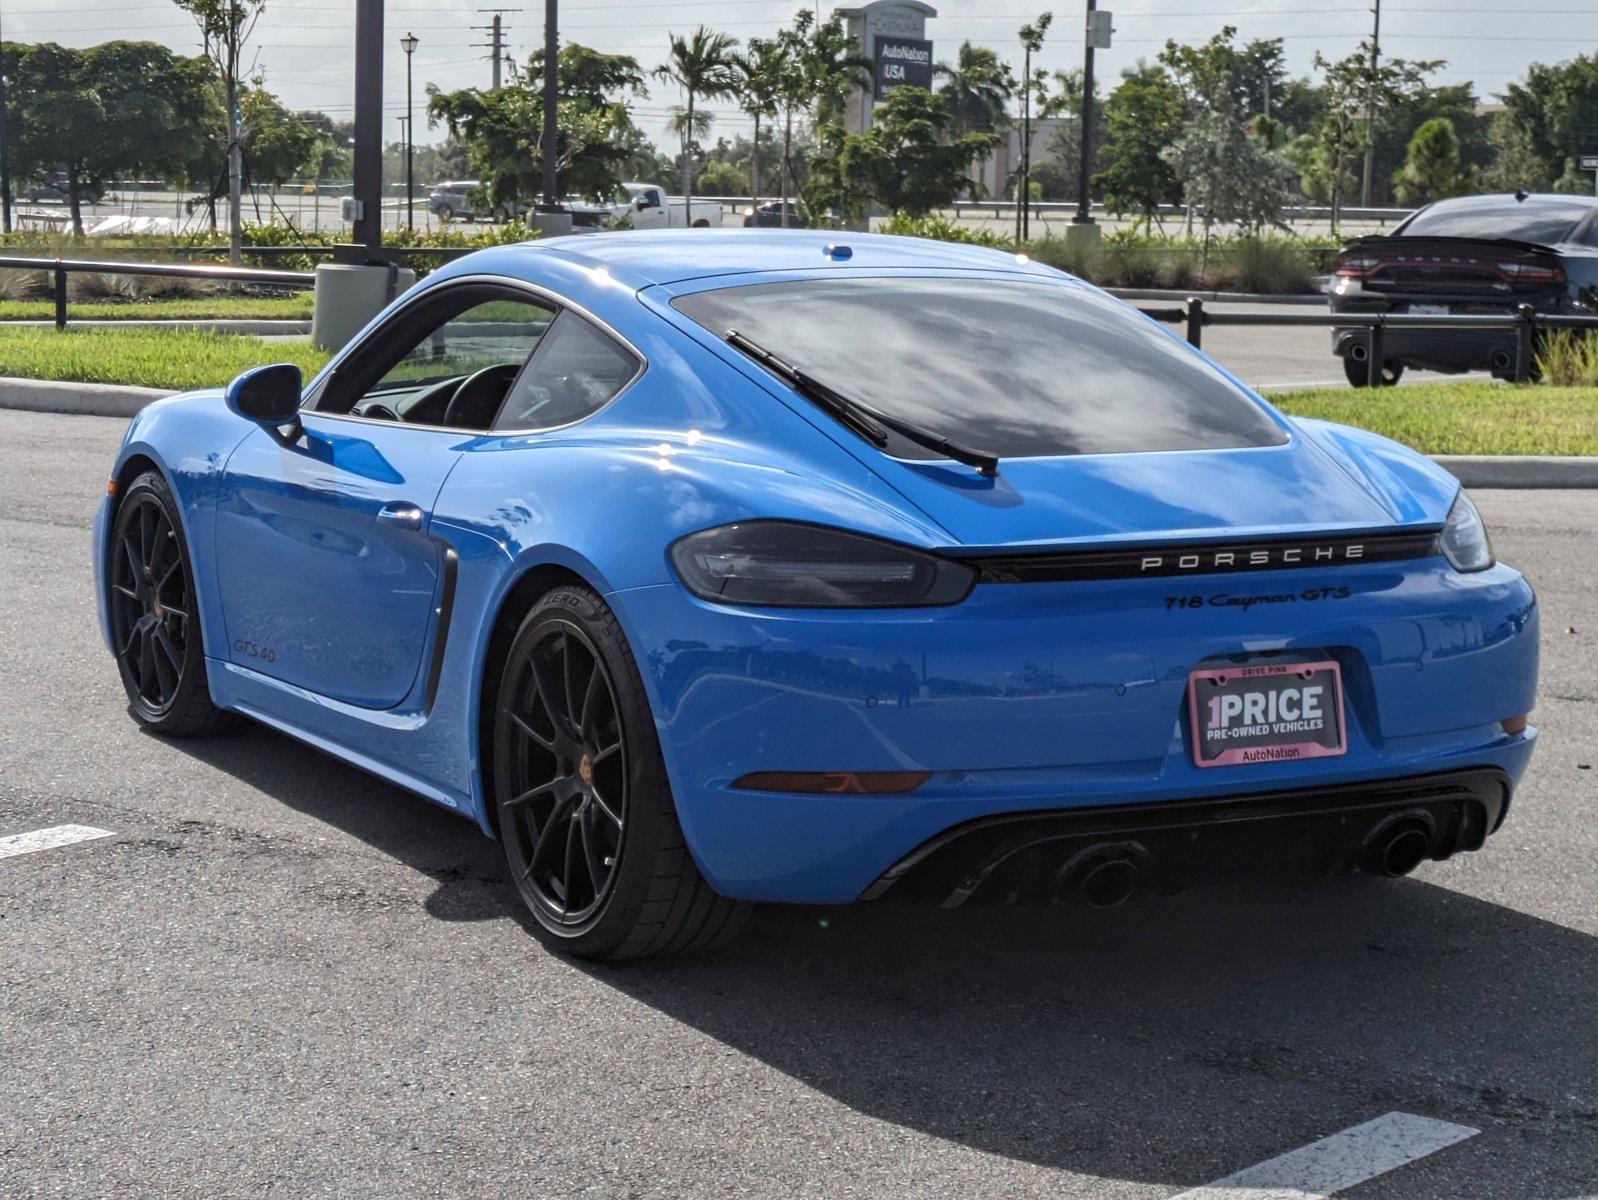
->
[608,182,722,229]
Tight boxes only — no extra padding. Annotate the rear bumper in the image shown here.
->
[862,767,1510,907]
[612,556,1539,903]
[1331,324,1518,373]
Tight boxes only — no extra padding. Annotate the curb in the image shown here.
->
[4,318,310,336]
[3,377,1597,488]
[0,376,173,418]
[1432,455,1598,489]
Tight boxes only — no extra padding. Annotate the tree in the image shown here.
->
[1095,63,1184,226]
[6,41,211,234]
[1311,40,1441,229]
[654,27,740,214]
[1013,11,1052,244]
[1375,81,1483,202]
[1392,117,1473,204]
[430,44,648,207]
[239,88,321,185]
[1162,102,1298,240]
[1159,30,1297,240]
[173,0,266,265]
[833,85,996,218]
[935,41,1014,140]
[1488,56,1598,192]
[1026,67,1103,205]
[696,159,744,195]
[735,37,786,204]
[774,10,869,225]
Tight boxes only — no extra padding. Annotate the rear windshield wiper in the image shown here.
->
[725,329,999,478]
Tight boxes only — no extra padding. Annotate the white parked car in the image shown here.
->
[608,182,722,229]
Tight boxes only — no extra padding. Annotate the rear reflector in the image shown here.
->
[732,770,931,794]
[1500,715,1529,735]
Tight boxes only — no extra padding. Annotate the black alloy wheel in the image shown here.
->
[498,617,627,929]
[108,472,225,735]
[493,586,746,959]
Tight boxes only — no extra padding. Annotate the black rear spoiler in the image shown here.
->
[1338,233,1560,257]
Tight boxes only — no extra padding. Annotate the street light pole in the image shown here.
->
[1074,0,1098,227]
[401,31,419,232]
[0,0,12,235]
[541,0,559,207]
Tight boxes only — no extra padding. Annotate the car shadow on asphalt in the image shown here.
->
[167,719,1598,1194]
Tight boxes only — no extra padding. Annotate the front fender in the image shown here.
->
[98,390,255,663]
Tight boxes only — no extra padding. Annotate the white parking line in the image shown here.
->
[0,824,115,860]
[1169,1112,1479,1200]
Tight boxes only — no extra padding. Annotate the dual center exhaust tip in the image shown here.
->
[1052,810,1439,908]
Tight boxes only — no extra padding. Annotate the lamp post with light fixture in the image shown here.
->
[401,31,419,231]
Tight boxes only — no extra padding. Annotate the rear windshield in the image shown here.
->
[1401,198,1592,245]
[672,277,1285,459]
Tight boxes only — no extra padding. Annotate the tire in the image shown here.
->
[1342,356,1404,388]
[691,218,710,228]
[492,585,747,960]
[437,204,455,223]
[107,471,227,737]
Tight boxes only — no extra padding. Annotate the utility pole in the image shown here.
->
[1074,0,1102,228]
[351,0,384,254]
[541,0,558,206]
[473,10,518,89]
[0,0,11,235]
[1361,0,1380,208]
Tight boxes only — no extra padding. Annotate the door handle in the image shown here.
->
[376,502,425,531]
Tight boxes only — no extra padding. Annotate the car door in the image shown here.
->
[213,283,555,709]
[633,186,669,231]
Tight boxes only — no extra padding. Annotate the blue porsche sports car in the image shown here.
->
[95,230,1538,959]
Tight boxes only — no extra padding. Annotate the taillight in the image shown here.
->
[1497,260,1564,284]
[1336,255,1381,278]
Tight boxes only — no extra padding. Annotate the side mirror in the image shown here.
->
[226,363,302,427]
[634,196,648,210]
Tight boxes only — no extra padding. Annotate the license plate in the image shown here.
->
[1188,660,1347,768]
[1407,303,1447,315]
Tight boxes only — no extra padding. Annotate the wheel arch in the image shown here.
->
[474,560,596,839]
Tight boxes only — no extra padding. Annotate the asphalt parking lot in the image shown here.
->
[1,407,1594,1199]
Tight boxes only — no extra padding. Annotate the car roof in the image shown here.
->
[505,228,1049,289]
[1417,192,1598,217]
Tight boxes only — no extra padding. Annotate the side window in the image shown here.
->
[490,311,639,432]
[317,287,554,430]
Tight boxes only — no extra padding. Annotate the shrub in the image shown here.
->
[1026,232,1102,280]
[1536,330,1598,387]
[878,213,1010,249]
[1213,237,1314,294]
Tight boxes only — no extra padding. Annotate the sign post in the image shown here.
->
[1580,154,1598,197]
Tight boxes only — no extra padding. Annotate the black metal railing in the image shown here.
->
[0,256,316,331]
[1135,296,1598,386]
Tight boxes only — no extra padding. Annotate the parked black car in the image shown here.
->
[1329,192,1598,386]
[742,200,808,228]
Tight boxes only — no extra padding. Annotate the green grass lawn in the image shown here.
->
[0,294,314,322]
[0,327,329,392]
[1269,381,1598,456]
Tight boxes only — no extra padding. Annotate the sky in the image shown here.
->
[5,0,1596,156]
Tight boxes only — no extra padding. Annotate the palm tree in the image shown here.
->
[735,37,786,204]
[654,26,741,216]
[935,42,1015,141]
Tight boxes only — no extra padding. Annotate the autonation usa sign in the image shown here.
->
[841,1,937,108]
[875,35,933,98]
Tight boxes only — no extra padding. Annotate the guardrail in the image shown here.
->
[1137,296,1598,386]
[950,199,1416,224]
[0,256,316,331]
